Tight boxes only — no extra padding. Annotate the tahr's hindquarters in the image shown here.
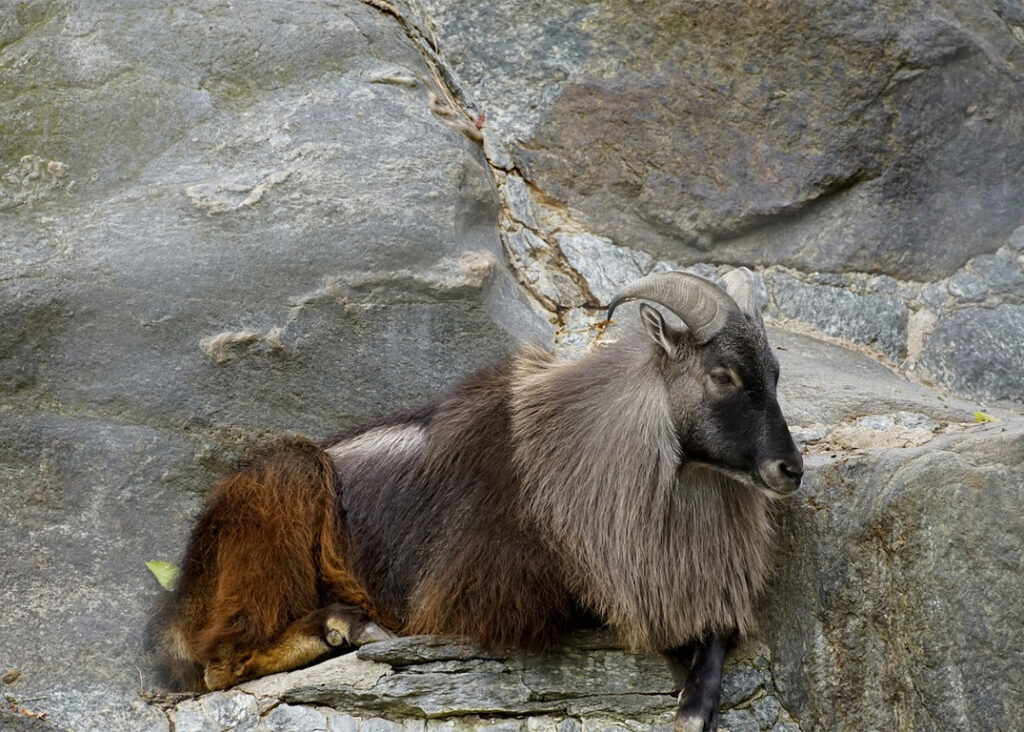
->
[152,437,388,691]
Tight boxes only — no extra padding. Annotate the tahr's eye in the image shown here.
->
[710,369,734,386]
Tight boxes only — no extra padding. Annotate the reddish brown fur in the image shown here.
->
[155,437,390,690]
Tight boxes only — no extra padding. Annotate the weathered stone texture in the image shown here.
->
[420,0,1024,278]
[920,305,1024,402]
[965,253,1024,297]
[3,1,1024,731]
[0,2,545,730]
[763,425,1024,731]
[163,632,797,731]
[767,272,909,362]
[947,272,990,303]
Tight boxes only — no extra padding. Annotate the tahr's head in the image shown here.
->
[608,269,803,497]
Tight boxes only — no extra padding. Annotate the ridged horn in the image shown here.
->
[720,266,767,333]
[720,267,756,316]
[606,271,740,344]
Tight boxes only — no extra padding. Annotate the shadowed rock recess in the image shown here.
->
[1,1,1021,730]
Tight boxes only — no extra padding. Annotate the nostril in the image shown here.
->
[758,457,804,493]
[779,461,803,485]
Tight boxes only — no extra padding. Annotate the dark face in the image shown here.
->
[651,308,804,496]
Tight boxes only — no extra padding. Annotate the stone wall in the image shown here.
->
[2,1,1022,731]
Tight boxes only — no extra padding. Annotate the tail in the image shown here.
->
[152,436,376,691]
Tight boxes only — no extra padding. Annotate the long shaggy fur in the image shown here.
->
[156,325,781,690]
[325,358,578,648]
[511,339,771,649]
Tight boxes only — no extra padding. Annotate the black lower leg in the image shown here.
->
[664,639,700,694]
[674,630,733,732]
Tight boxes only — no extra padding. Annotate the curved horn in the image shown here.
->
[606,271,740,344]
[721,266,766,333]
[720,267,757,316]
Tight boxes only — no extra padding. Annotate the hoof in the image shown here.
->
[352,621,395,645]
[324,616,352,647]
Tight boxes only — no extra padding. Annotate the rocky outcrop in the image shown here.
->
[159,632,802,732]
[2,1,1022,731]
[418,0,1024,280]
[765,423,1024,732]
[399,0,1024,401]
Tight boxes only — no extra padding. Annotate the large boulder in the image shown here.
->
[418,0,1024,279]
[764,423,1024,731]
[0,2,544,730]
[762,333,1024,731]
[415,0,1024,403]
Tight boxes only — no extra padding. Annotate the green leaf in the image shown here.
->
[974,411,997,423]
[146,560,180,590]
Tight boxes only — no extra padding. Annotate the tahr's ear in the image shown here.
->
[639,303,685,357]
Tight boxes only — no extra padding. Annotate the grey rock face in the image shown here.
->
[262,704,330,732]
[920,305,1024,402]
[763,424,1024,731]
[0,2,546,730]
[159,632,792,731]
[1009,225,1024,252]
[504,227,588,310]
[947,272,990,303]
[3,1,1024,731]
[751,696,781,729]
[719,709,760,732]
[767,272,908,362]
[918,281,948,313]
[721,666,763,707]
[966,253,1024,296]
[420,0,1024,278]
[555,233,649,306]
